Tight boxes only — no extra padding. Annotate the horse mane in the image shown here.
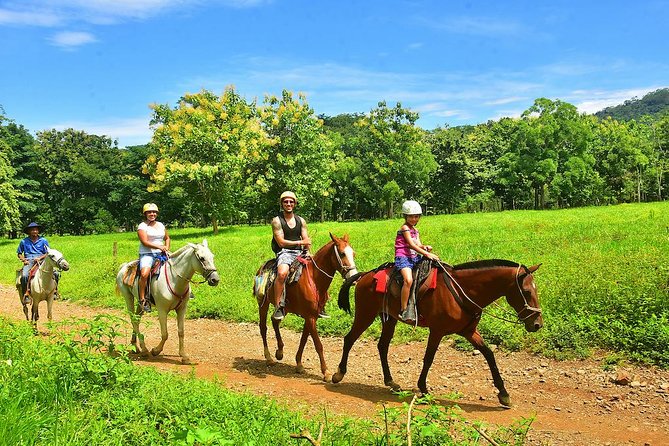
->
[452,259,519,271]
[313,240,334,258]
[171,244,192,257]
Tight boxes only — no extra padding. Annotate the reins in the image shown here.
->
[434,261,540,325]
[166,245,218,301]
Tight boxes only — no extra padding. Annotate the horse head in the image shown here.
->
[187,239,220,286]
[505,263,543,332]
[329,233,358,280]
[46,248,70,271]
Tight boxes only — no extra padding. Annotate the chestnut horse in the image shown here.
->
[255,233,358,381]
[332,259,543,407]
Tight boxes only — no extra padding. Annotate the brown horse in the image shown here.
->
[332,259,543,407]
[255,233,358,381]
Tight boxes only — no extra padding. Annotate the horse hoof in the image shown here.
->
[140,350,150,358]
[275,350,284,361]
[181,357,192,365]
[151,348,161,357]
[265,358,276,366]
[296,365,305,374]
[323,373,332,383]
[331,370,344,384]
[386,380,401,391]
[498,394,512,408]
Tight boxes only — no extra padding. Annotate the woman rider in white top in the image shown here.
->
[137,203,170,312]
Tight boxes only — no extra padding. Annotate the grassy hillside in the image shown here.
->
[2,202,669,365]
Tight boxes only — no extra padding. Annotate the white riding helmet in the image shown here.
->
[401,200,422,215]
[142,203,159,214]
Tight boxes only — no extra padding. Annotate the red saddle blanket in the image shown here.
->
[373,267,438,294]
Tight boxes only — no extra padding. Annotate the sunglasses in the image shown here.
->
[282,199,295,204]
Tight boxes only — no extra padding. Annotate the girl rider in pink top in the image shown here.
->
[395,200,439,322]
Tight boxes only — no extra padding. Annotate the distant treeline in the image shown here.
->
[1,87,669,235]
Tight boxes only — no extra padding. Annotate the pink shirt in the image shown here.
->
[395,226,420,257]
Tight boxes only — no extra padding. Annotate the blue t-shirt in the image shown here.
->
[17,237,50,259]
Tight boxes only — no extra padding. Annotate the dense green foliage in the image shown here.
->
[2,90,669,235]
[2,202,668,366]
[595,88,669,121]
[0,316,530,445]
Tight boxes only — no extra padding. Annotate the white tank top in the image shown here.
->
[138,221,166,255]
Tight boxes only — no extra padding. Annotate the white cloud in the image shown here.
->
[0,7,62,26]
[0,0,270,26]
[48,30,97,48]
[50,116,152,147]
[569,86,668,114]
[484,96,527,106]
[416,15,523,37]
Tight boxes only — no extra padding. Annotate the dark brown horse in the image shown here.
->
[332,259,543,407]
[255,233,358,381]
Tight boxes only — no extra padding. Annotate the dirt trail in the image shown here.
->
[2,284,668,445]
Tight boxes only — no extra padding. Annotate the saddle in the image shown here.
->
[122,258,164,287]
[372,259,440,320]
[16,261,42,297]
[253,256,309,301]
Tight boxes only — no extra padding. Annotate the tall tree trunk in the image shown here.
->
[212,217,219,234]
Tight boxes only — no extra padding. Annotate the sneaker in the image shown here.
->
[141,300,152,313]
[189,291,196,300]
[272,307,285,321]
[23,295,31,305]
[318,308,330,319]
[399,308,416,324]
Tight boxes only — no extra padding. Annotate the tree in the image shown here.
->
[34,128,122,234]
[255,90,335,222]
[347,101,437,218]
[148,87,272,231]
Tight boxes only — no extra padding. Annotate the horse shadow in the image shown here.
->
[323,380,511,413]
[129,353,187,366]
[233,357,326,382]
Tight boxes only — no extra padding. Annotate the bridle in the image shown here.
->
[311,243,357,280]
[166,247,218,288]
[514,265,543,321]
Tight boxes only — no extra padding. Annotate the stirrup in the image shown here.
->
[272,306,285,321]
[318,308,330,319]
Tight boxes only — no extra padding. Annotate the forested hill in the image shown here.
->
[595,88,669,121]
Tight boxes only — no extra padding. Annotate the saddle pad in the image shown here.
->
[373,268,393,294]
[122,260,140,287]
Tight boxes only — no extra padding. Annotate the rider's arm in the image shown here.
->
[163,228,171,251]
[299,217,312,250]
[401,226,437,259]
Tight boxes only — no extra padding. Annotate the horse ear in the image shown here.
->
[343,233,350,242]
[528,263,542,273]
[202,239,208,248]
[187,243,196,249]
[329,232,338,243]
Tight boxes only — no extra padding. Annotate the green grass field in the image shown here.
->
[3,202,669,366]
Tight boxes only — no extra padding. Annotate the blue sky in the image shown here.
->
[1,0,667,148]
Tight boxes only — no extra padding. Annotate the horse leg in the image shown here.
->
[175,304,191,364]
[46,294,54,322]
[332,306,378,384]
[307,318,330,382]
[259,300,275,365]
[417,329,445,395]
[121,282,148,356]
[151,308,169,357]
[295,321,310,374]
[465,329,511,407]
[378,317,400,390]
[271,317,285,361]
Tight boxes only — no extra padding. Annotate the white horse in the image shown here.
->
[15,248,70,326]
[116,240,220,364]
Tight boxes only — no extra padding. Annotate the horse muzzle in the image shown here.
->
[59,261,70,271]
[344,268,359,281]
[207,272,220,286]
[525,314,543,332]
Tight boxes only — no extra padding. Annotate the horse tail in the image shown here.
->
[338,271,366,314]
